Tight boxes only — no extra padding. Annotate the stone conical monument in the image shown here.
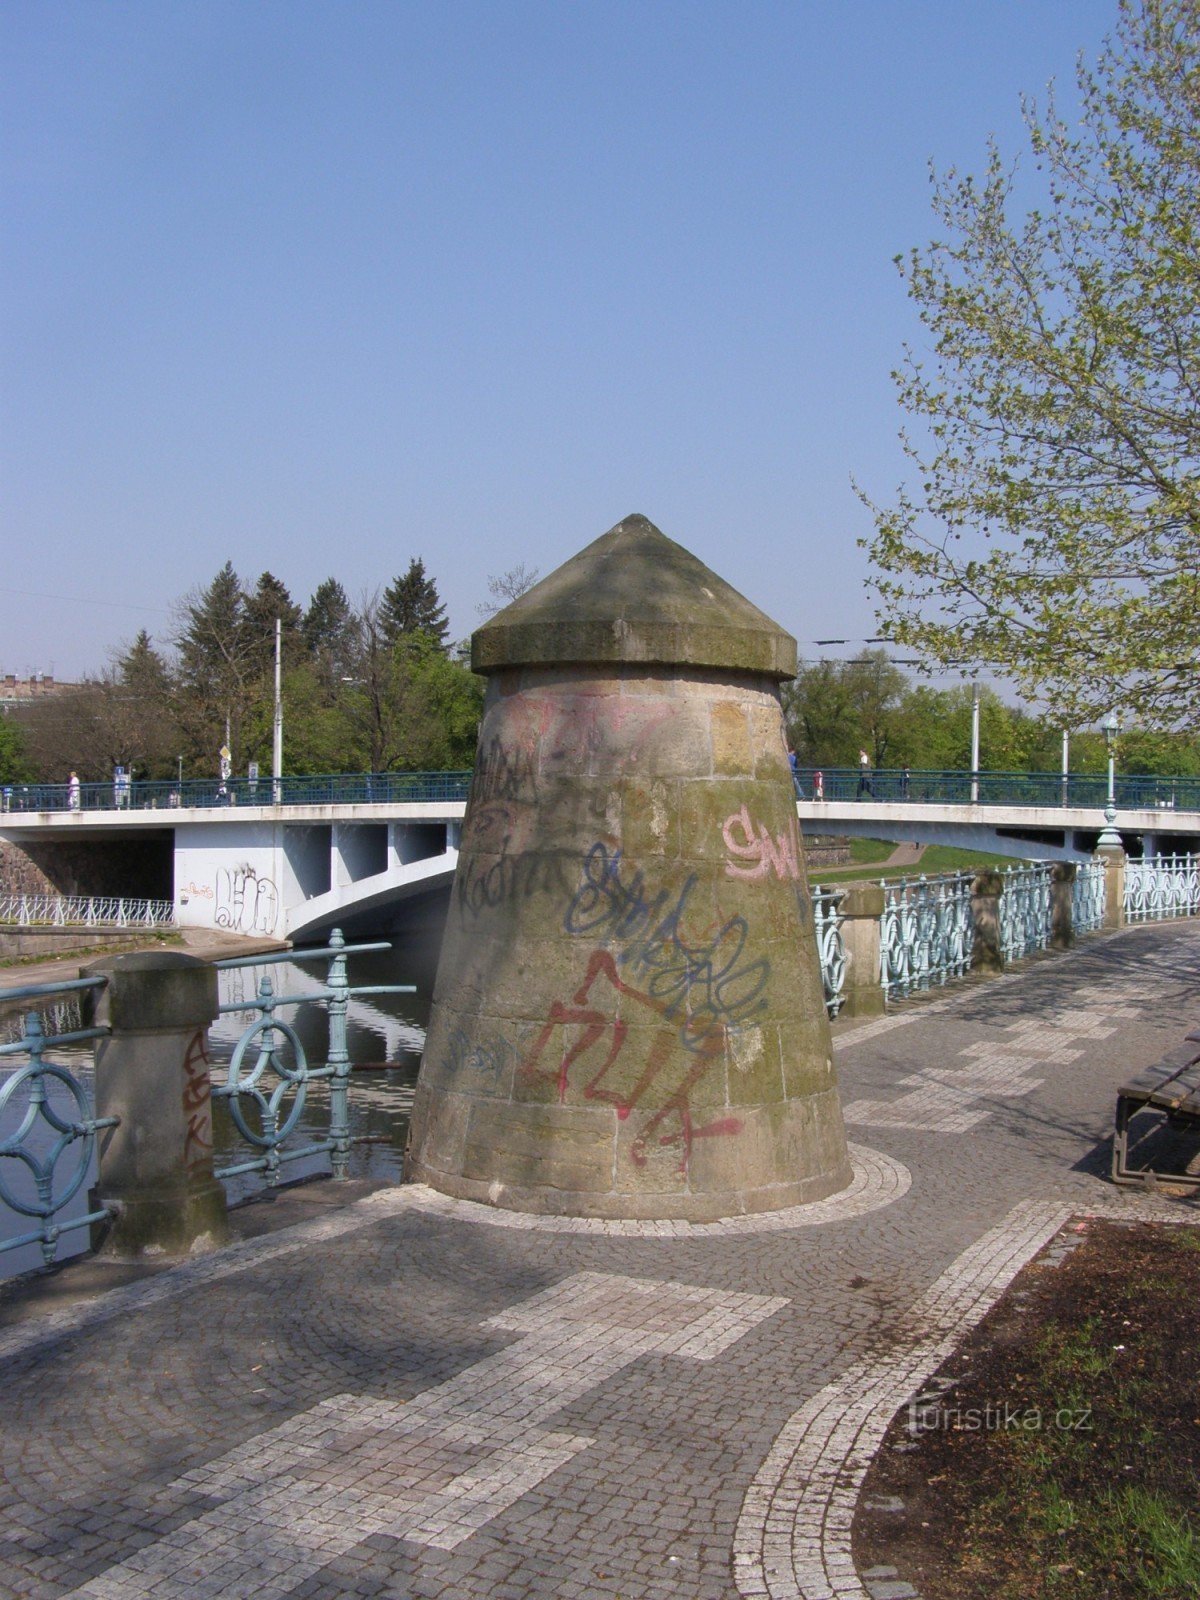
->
[406,514,851,1219]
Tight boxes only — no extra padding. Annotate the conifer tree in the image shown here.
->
[379,558,449,649]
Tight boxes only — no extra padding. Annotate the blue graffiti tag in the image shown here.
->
[563,842,769,1049]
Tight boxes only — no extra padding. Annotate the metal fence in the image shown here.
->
[211,929,414,1187]
[998,863,1054,964]
[8,763,1200,815]
[1125,853,1200,923]
[0,894,175,929]
[0,977,117,1266]
[878,871,975,1003]
[1072,858,1107,934]
[811,887,847,1018]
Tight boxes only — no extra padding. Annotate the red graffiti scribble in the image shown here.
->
[721,804,802,882]
[182,1029,213,1175]
[519,950,742,1174]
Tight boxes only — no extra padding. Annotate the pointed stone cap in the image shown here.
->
[472,514,797,678]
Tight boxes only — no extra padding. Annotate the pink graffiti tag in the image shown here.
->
[519,949,742,1174]
[721,804,803,882]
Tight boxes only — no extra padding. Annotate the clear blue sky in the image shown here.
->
[2,0,1113,681]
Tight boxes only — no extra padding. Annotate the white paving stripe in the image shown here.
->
[842,988,1149,1132]
[399,1143,910,1236]
[733,1194,1192,1600]
[66,1272,788,1597]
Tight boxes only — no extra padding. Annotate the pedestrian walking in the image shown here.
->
[68,770,81,811]
[901,765,911,800]
[857,748,872,798]
[813,769,824,801]
[788,748,803,799]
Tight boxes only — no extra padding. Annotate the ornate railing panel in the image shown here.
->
[211,928,414,1187]
[1125,853,1200,923]
[998,863,1053,964]
[1072,859,1107,934]
[878,872,974,1002]
[0,894,175,929]
[811,887,846,1018]
[0,977,118,1265]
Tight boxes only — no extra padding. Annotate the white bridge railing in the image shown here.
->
[1124,853,1200,922]
[0,894,176,929]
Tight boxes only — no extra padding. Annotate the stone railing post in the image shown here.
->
[1096,846,1127,932]
[1050,862,1076,950]
[82,951,228,1257]
[836,883,885,1018]
[970,870,1004,973]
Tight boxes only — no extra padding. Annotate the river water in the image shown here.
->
[0,930,438,1280]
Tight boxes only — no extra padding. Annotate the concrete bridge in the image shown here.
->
[2,774,1198,943]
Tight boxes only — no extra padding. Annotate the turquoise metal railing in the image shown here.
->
[210,929,414,1187]
[0,977,118,1265]
[811,887,847,1018]
[1125,853,1200,923]
[998,863,1053,964]
[1072,859,1107,934]
[878,871,975,1002]
[9,764,1200,815]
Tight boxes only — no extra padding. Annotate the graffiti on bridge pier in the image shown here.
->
[563,841,770,1044]
[181,1030,214,1179]
[519,949,743,1173]
[721,803,803,883]
[215,866,279,936]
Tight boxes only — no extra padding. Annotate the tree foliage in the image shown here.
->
[861,0,1200,729]
[380,558,449,649]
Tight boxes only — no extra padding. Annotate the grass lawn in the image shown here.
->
[811,837,1030,882]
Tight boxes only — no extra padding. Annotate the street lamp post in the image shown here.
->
[1097,710,1122,848]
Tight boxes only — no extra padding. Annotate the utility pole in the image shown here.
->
[272,616,283,805]
[970,683,980,804]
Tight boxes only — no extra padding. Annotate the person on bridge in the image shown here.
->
[813,769,824,801]
[68,771,81,811]
[788,748,803,798]
[857,749,872,798]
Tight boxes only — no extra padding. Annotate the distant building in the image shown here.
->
[0,673,81,712]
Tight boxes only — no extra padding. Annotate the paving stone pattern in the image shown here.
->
[2,922,1197,1600]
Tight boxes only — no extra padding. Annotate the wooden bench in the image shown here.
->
[1112,1030,1200,1190]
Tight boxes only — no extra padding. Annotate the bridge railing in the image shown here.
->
[0,769,474,814]
[0,894,175,929]
[878,871,975,1003]
[795,766,1200,812]
[1125,853,1200,922]
[0,977,117,1266]
[210,929,415,1189]
[6,764,1200,816]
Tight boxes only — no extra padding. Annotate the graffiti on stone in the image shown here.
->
[215,865,279,935]
[445,1026,521,1082]
[563,842,770,1049]
[721,804,802,883]
[472,737,538,806]
[519,949,743,1172]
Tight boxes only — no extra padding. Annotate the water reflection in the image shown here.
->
[0,934,435,1277]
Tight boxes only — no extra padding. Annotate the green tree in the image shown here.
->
[174,562,258,765]
[0,714,32,785]
[861,0,1200,729]
[243,572,304,676]
[380,558,449,650]
[302,577,359,686]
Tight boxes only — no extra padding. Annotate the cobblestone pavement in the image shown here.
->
[2,922,1198,1600]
